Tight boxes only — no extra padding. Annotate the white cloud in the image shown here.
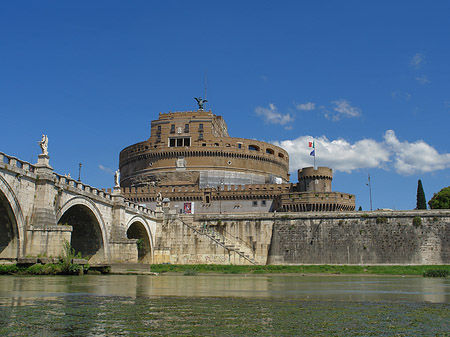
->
[295,102,315,111]
[384,130,450,175]
[273,135,389,174]
[99,164,114,175]
[391,91,411,101]
[272,130,450,176]
[410,53,425,69]
[255,104,294,126]
[415,75,430,84]
[324,99,362,121]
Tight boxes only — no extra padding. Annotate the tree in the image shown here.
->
[416,180,427,209]
[428,186,450,209]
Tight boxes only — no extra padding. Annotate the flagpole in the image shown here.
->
[367,173,373,211]
[313,140,316,169]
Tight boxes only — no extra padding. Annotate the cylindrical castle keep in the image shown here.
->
[119,110,290,189]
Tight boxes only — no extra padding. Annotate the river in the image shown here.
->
[0,274,449,336]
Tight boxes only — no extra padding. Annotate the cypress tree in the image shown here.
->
[416,179,427,209]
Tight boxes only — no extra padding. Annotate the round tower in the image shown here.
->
[297,167,332,192]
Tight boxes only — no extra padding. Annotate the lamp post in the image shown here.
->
[366,173,373,211]
[78,163,82,181]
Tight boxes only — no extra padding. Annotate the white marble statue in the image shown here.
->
[38,134,48,155]
[114,169,120,187]
[156,191,163,206]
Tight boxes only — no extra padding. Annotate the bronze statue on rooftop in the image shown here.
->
[194,97,207,111]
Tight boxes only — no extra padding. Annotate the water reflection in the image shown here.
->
[0,274,449,303]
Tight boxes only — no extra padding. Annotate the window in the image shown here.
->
[184,124,189,133]
[169,137,191,147]
[249,145,259,151]
[199,133,204,140]
[157,125,161,133]
[199,123,204,131]
[278,153,284,158]
[237,143,242,149]
[170,124,175,133]
[252,201,258,207]
[266,148,274,154]
[261,200,266,206]
[156,135,161,142]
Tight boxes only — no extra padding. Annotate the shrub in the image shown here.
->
[0,264,18,274]
[184,269,197,276]
[423,269,449,278]
[376,217,387,224]
[413,216,422,227]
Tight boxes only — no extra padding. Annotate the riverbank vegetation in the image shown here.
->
[0,240,92,276]
[150,264,450,276]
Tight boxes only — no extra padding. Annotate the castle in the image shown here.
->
[119,104,355,213]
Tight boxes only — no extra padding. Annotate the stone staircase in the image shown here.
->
[205,228,257,265]
[176,217,257,265]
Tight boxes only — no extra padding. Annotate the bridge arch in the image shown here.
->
[56,197,109,263]
[0,175,25,260]
[126,216,154,263]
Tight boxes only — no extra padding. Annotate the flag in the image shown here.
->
[310,149,315,156]
[309,141,315,148]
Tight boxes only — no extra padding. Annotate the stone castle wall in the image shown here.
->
[268,210,450,265]
[153,210,450,265]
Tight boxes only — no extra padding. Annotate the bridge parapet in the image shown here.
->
[1,152,36,174]
[54,173,113,202]
[124,200,155,216]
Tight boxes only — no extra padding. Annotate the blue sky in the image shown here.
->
[1,1,450,211]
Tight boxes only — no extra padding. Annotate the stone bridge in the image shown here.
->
[0,151,158,265]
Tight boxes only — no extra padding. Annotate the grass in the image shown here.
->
[149,264,450,276]
[0,263,88,275]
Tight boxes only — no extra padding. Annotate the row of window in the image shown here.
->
[253,200,267,207]
[157,124,204,134]
[164,137,284,157]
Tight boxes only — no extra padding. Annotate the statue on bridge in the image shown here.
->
[114,169,120,187]
[156,191,163,206]
[38,135,48,156]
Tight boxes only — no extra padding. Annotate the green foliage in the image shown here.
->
[136,238,144,251]
[361,213,369,219]
[149,264,450,276]
[358,206,362,211]
[423,269,449,278]
[428,186,450,209]
[413,216,422,227]
[416,180,427,209]
[0,264,19,274]
[183,269,197,276]
[376,217,387,224]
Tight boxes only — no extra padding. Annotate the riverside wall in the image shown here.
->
[154,210,450,265]
[267,210,450,265]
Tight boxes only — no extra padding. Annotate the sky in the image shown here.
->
[1,1,450,211]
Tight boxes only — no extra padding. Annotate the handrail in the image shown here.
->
[174,217,256,265]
